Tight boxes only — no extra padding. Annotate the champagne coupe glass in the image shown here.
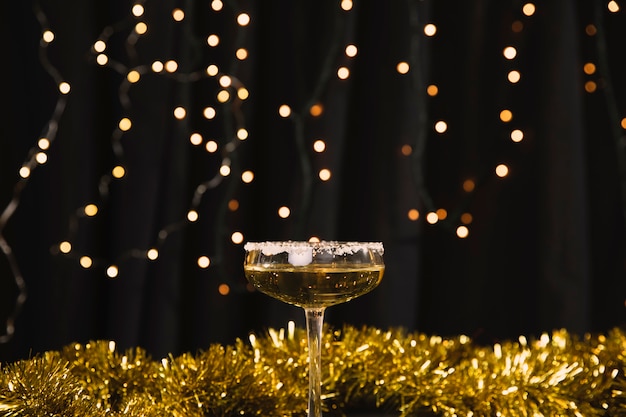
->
[243,241,385,417]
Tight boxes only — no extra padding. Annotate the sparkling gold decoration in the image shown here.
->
[1,325,624,416]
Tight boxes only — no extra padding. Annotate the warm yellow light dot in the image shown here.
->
[147,248,159,260]
[242,170,254,183]
[236,48,248,60]
[503,46,517,60]
[107,265,119,278]
[426,212,439,224]
[508,70,521,83]
[206,64,219,76]
[228,199,239,211]
[59,82,71,94]
[37,138,50,151]
[187,210,199,222]
[165,60,178,72]
[94,40,106,52]
[278,206,291,218]
[112,165,125,178]
[172,8,185,21]
[237,128,248,140]
[461,212,473,224]
[341,0,353,11]
[19,166,31,178]
[231,231,244,244]
[127,70,140,83]
[621,118,626,129]
[84,204,98,217]
[424,23,437,36]
[132,4,144,17]
[436,208,448,220]
[96,54,108,66]
[174,106,187,119]
[456,226,469,238]
[219,75,232,87]
[308,237,321,243]
[434,120,448,133]
[310,103,324,117]
[522,3,536,16]
[608,0,620,12]
[217,90,230,103]
[211,0,223,11]
[586,25,597,36]
[583,62,596,75]
[279,104,291,118]
[319,168,332,181]
[119,118,132,131]
[205,141,218,153]
[190,133,203,145]
[203,107,216,119]
[218,283,230,296]
[237,13,250,26]
[59,241,72,253]
[237,88,249,100]
[427,85,438,96]
[396,61,410,74]
[80,256,93,268]
[495,164,509,177]
[152,61,164,72]
[220,164,231,176]
[337,66,350,79]
[135,22,148,35]
[401,144,412,156]
[408,209,419,221]
[511,129,524,142]
[500,109,513,122]
[345,44,358,57]
[313,140,326,153]
[198,256,211,268]
[463,179,475,192]
[35,152,47,164]
[38,138,50,150]
[585,81,597,93]
[42,30,54,43]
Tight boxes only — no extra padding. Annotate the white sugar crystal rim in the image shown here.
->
[244,241,384,256]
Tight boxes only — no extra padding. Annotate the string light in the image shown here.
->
[2,1,624,344]
[313,140,326,152]
[423,23,437,37]
[278,207,291,219]
[42,1,253,285]
[434,120,448,133]
[396,62,410,74]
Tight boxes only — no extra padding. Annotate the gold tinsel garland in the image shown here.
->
[1,325,625,417]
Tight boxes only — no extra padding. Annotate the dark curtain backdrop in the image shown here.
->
[1,0,625,362]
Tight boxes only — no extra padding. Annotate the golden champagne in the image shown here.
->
[244,264,385,308]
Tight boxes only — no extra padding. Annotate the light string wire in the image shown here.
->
[287,3,349,239]
[209,0,251,282]
[407,0,435,214]
[592,0,626,225]
[0,4,69,344]
[406,2,529,236]
[53,2,250,275]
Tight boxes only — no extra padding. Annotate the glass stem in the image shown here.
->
[305,307,325,417]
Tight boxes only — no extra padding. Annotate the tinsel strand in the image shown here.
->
[1,325,624,417]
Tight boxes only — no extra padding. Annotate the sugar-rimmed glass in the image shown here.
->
[244,241,385,417]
